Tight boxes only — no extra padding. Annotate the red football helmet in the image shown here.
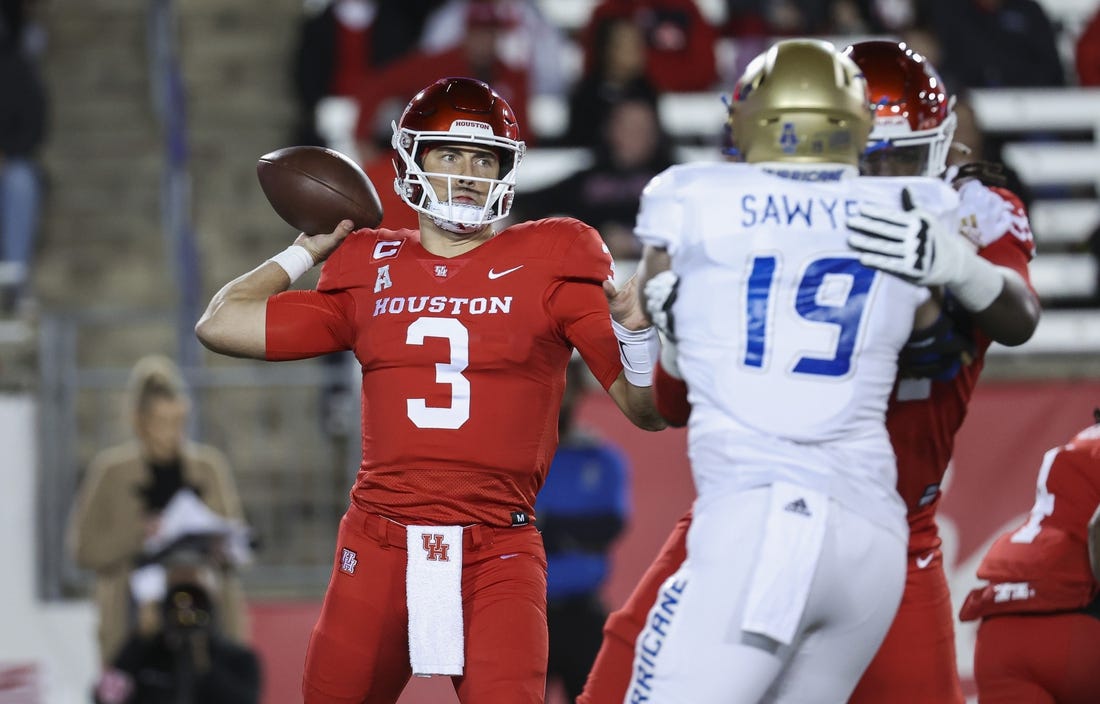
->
[391,77,526,233]
[843,40,956,177]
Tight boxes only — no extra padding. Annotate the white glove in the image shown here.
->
[643,270,680,340]
[847,188,1004,311]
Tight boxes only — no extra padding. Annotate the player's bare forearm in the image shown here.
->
[196,223,350,359]
[195,262,290,359]
[1088,503,1100,583]
[609,375,667,431]
[968,267,1041,347]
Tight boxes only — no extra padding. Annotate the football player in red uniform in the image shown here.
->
[959,412,1100,703]
[196,77,665,704]
[577,41,1041,704]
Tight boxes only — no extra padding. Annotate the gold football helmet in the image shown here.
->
[728,39,873,166]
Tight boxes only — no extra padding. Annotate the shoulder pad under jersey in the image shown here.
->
[956,180,1035,256]
[505,217,614,285]
[317,228,416,291]
[634,164,710,253]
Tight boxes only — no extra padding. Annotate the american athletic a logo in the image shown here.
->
[422,534,451,561]
[374,264,393,293]
[340,548,358,575]
[779,122,799,153]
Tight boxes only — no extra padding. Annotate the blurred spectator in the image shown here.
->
[353,0,529,159]
[725,0,875,35]
[517,95,675,261]
[420,0,569,98]
[562,16,659,149]
[718,1,771,84]
[67,356,250,666]
[291,0,443,146]
[923,0,1065,89]
[959,411,1100,702]
[849,0,917,33]
[0,0,46,314]
[361,147,419,231]
[535,358,630,703]
[1076,7,1100,86]
[582,0,718,93]
[94,555,261,704]
[722,0,769,35]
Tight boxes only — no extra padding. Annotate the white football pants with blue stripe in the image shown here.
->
[623,484,906,704]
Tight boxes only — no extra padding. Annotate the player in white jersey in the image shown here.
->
[625,39,954,703]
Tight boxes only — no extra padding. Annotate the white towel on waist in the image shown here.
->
[406,524,464,676]
[740,482,828,645]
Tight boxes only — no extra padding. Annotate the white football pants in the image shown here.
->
[624,485,906,704]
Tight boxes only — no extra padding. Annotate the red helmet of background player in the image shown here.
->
[391,77,526,234]
[843,40,957,178]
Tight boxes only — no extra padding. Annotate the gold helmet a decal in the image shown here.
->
[729,39,873,166]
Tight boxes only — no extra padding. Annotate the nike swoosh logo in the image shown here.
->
[915,552,935,569]
[499,553,520,560]
[488,265,524,280]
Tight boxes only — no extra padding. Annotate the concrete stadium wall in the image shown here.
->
[0,395,97,704]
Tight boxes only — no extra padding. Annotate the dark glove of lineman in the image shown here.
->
[643,271,679,340]
[898,305,976,381]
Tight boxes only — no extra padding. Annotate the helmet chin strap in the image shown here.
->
[428,201,488,234]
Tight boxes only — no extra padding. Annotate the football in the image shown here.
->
[256,146,383,234]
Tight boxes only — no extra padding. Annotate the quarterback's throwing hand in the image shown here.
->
[604,274,649,331]
[846,188,973,288]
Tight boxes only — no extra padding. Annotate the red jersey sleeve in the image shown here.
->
[543,219,621,391]
[265,289,355,360]
[959,182,1036,283]
[959,426,1100,621]
[266,228,385,360]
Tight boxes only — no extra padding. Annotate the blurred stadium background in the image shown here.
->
[1,0,1099,702]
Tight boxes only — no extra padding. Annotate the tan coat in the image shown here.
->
[67,440,249,664]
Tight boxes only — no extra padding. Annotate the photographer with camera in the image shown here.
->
[93,553,260,704]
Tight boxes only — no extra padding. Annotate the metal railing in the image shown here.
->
[37,310,362,600]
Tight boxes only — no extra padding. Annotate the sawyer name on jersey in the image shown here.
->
[740,194,861,228]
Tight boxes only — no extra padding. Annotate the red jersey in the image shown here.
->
[960,423,1100,619]
[888,182,1035,553]
[265,218,622,527]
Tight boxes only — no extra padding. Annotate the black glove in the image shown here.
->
[899,299,975,381]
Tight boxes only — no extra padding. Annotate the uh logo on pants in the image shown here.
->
[422,533,451,561]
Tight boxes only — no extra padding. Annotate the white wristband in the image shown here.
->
[268,245,316,283]
[611,319,660,387]
[949,255,1004,312]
